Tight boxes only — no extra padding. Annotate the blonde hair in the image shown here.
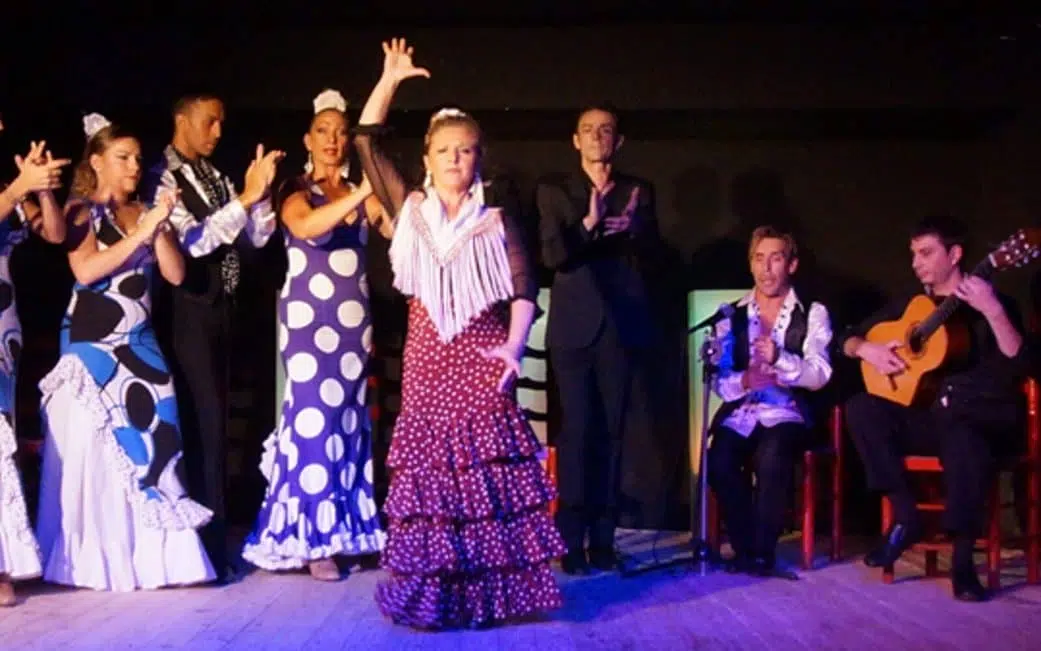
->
[748,225,798,261]
[423,108,483,156]
[70,124,136,198]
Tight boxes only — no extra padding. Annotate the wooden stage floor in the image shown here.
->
[2,530,1039,650]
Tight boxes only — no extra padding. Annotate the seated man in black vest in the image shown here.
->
[141,92,283,584]
[706,225,833,578]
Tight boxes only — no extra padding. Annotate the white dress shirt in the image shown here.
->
[149,145,276,257]
[712,288,833,437]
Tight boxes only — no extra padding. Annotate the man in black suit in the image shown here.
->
[536,105,657,574]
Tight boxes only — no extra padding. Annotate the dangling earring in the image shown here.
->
[340,161,351,180]
[423,169,432,188]
[304,151,314,175]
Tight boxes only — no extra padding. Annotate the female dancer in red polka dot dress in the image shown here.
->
[354,38,565,630]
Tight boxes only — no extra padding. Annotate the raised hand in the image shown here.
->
[141,188,179,236]
[582,183,612,232]
[381,37,431,84]
[602,186,640,236]
[357,174,373,196]
[13,141,70,194]
[242,144,285,205]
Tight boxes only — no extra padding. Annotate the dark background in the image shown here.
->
[2,3,1040,534]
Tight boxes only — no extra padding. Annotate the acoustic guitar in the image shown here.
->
[861,228,1041,407]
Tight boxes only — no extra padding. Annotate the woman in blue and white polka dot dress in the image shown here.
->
[242,89,390,581]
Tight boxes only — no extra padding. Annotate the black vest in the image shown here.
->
[709,298,819,431]
[170,168,234,304]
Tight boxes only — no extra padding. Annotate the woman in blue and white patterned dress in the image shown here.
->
[35,114,215,591]
[242,89,388,581]
[0,128,68,606]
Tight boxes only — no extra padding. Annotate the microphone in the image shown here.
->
[689,302,735,333]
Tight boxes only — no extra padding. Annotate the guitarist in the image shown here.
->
[707,225,833,579]
[840,215,1031,602]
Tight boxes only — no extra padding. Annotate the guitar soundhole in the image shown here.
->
[907,327,925,356]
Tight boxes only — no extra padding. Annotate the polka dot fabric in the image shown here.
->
[375,299,565,629]
[242,182,385,570]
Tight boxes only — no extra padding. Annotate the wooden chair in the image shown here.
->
[707,405,845,569]
[879,378,1041,589]
[545,446,559,516]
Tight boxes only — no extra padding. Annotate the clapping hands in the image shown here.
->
[13,141,70,194]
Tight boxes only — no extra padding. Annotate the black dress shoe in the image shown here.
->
[864,522,920,568]
[723,555,753,574]
[588,547,620,572]
[751,558,799,581]
[560,551,590,576]
[952,569,989,602]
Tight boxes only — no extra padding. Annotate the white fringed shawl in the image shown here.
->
[389,184,514,343]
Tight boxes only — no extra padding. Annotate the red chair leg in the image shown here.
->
[925,551,939,577]
[1026,377,1040,584]
[802,452,816,570]
[707,491,720,553]
[1030,456,1041,585]
[546,447,558,517]
[881,497,895,584]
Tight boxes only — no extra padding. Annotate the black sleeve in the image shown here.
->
[353,124,408,218]
[836,296,909,356]
[993,294,1034,378]
[535,179,594,271]
[503,210,538,305]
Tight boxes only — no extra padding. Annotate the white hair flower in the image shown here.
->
[83,112,111,139]
[313,89,347,115]
[429,107,468,125]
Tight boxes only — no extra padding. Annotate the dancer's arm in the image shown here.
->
[353,37,430,220]
[282,179,374,240]
[66,204,161,285]
[153,223,186,286]
[66,190,177,286]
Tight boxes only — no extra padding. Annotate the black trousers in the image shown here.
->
[707,422,806,561]
[845,392,1018,538]
[550,322,633,554]
[167,290,232,574]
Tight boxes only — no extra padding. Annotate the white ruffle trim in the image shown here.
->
[39,355,213,531]
[242,527,386,571]
[0,416,43,579]
[258,428,279,483]
[248,428,385,570]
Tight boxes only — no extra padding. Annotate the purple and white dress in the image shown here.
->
[242,180,386,570]
[0,205,42,582]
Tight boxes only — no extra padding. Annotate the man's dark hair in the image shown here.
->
[575,103,622,134]
[911,214,968,253]
[172,92,222,119]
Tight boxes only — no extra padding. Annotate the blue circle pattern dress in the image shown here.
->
[0,206,43,581]
[242,180,386,570]
[36,201,214,591]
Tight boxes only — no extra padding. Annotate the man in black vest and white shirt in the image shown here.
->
[706,225,833,579]
[142,93,283,583]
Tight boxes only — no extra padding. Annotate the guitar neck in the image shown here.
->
[916,257,995,338]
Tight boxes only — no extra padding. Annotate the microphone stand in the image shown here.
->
[621,329,719,577]
[690,333,720,575]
